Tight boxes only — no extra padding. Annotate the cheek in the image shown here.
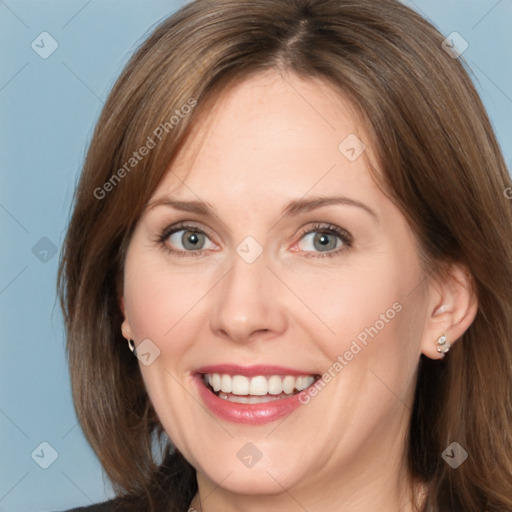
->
[284,251,426,415]
[285,254,423,358]
[122,247,212,352]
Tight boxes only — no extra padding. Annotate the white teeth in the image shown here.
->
[283,375,295,394]
[221,374,232,393]
[249,376,268,396]
[203,373,316,396]
[296,376,313,391]
[218,393,289,404]
[232,375,249,395]
[268,375,283,395]
[211,374,221,392]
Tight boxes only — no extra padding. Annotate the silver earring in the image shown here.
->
[435,335,450,354]
[127,339,137,356]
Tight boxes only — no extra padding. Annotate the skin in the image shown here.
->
[121,69,477,512]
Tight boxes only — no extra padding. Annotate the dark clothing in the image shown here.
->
[59,498,119,512]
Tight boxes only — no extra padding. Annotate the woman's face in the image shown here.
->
[122,70,433,503]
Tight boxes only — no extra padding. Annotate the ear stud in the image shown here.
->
[435,335,450,354]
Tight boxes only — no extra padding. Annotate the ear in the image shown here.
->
[121,317,133,341]
[117,278,133,340]
[119,294,133,341]
[420,263,478,359]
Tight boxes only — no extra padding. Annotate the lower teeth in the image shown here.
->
[216,391,295,403]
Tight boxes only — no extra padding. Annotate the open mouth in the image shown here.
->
[201,373,321,404]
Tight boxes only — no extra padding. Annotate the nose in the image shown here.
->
[210,248,288,344]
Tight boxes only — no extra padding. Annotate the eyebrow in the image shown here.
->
[146,195,378,220]
[281,196,377,219]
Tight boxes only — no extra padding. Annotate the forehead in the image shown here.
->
[152,70,380,210]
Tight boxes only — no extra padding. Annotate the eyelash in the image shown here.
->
[156,222,353,259]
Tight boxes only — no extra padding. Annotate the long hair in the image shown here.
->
[57,1,512,510]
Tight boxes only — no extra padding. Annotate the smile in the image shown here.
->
[203,373,316,403]
[194,365,320,424]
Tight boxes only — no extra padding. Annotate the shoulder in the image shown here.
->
[54,492,157,512]
[56,498,120,512]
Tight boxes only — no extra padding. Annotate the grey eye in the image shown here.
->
[299,231,342,252]
[168,230,211,251]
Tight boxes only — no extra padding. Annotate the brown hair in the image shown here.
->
[57,0,512,510]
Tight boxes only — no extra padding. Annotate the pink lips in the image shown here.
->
[193,364,316,425]
[195,364,312,377]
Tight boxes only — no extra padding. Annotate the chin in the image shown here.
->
[198,460,303,495]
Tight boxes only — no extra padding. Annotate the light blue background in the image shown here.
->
[0,1,510,511]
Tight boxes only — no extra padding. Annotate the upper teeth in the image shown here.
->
[204,373,315,396]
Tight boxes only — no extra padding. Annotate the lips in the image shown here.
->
[194,365,320,425]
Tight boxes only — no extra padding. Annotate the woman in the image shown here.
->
[57,0,512,511]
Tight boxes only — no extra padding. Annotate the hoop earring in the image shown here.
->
[435,335,450,354]
[127,339,137,356]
